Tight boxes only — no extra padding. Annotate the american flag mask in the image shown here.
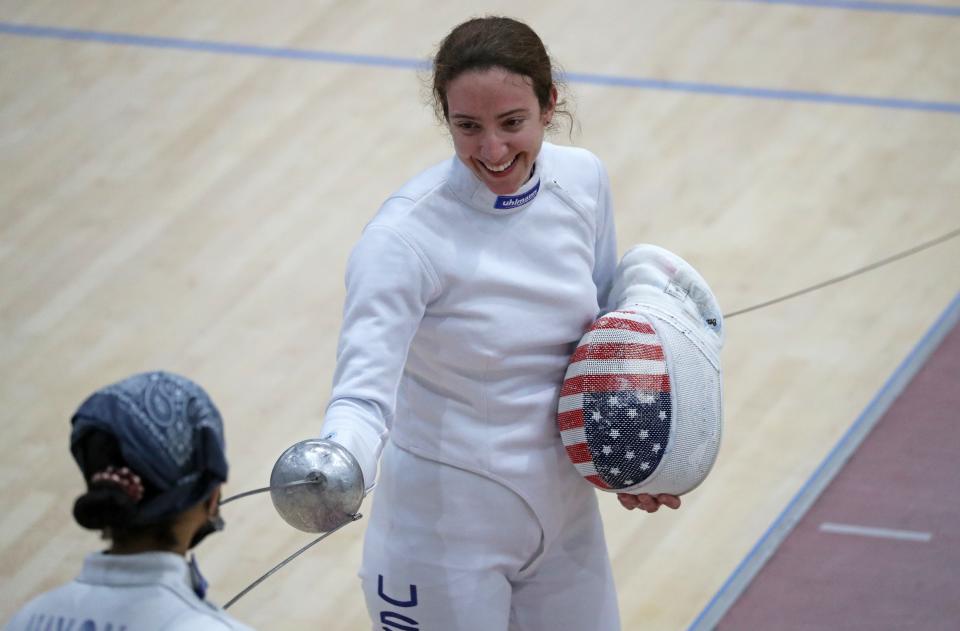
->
[559,245,723,496]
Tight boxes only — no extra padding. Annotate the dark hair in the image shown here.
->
[431,16,571,129]
[72,430,177,548]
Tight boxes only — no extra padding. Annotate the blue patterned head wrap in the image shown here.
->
[70,371,229,524]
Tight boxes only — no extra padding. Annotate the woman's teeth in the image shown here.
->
[483,157,515,173]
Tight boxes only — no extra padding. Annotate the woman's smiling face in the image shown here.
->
[445,67,556,196]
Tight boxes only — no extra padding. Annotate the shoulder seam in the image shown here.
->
[364,224,442,298]
[383,175,448,208]
[591,151,606,243]
[547,177,595,237]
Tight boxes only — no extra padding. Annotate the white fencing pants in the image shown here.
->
[360,442,620,631]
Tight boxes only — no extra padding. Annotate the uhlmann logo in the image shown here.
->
[494,180,540,209]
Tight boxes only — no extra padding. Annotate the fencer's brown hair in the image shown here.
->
[431,16,573,131]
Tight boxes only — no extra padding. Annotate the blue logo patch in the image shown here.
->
[494,180,540,210]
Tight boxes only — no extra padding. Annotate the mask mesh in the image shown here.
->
[559,309,721,495]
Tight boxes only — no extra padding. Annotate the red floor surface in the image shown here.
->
[716,319,960,631]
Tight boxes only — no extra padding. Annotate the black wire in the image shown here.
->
[724,227,960,319]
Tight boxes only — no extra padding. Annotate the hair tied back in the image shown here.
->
[91,466,145,503]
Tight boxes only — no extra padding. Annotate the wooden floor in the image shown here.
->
[1,1,958,629]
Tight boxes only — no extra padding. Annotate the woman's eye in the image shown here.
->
[456,121,479,131]
[505,118,524,129]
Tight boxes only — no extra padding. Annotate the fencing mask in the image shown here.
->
[558,244,724,496]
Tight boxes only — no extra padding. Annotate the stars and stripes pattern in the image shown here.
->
[558,310,672,490]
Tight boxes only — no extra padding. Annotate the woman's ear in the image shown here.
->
[206,485,222,516]
[543,84,558,125]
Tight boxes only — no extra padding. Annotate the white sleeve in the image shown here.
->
[592,156,618,314]
[321,224,438,491]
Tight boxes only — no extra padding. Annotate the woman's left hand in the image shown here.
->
[617,493,681,513]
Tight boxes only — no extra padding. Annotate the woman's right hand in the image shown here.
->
[616,493,681,513]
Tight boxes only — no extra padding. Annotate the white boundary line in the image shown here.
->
[818,522,932,542]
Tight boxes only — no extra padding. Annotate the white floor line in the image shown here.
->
[819,521,932,542]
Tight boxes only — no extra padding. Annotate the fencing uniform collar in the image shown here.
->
[448,144,551,214]
[78,551,193,589]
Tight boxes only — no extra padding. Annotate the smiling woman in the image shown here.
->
[445,67,554,195]
[432,16,560,196]
[314,14,679,631]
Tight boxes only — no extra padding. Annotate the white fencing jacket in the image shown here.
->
[323,142,617,541]
[4,552,253,630]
